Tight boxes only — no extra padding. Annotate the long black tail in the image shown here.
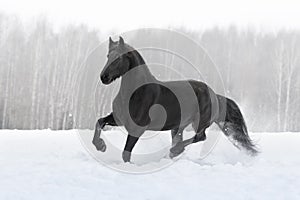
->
[215,94,258,156]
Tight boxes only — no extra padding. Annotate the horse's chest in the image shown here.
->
[112,87,153,129]
[112,95,123,116]
[112,93,131,124]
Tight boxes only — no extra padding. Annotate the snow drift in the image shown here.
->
[0,129,300,199]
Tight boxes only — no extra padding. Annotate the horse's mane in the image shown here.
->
[123,44,157,81]
[123,44,146,68]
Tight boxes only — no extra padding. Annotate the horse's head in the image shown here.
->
[100,36,132,84]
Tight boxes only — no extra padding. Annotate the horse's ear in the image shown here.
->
[109,37,114,49]
[119,36,125,47]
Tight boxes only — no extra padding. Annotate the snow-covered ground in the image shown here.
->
[0,129,300,200]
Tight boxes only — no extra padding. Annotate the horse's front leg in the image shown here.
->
[122,134,140,163]
[93,112,118,152]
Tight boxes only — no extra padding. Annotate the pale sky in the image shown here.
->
[1,0,300,33]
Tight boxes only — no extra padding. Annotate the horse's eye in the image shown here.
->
[107,55,109,58]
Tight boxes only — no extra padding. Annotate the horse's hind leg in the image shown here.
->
[170,128,207,158]
[171,128,183,147]
[169,128,185,158]
[93,112,118,152]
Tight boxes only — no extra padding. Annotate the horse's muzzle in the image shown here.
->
[100,74,111,85]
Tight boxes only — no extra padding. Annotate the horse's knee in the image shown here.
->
[97,118,106,129]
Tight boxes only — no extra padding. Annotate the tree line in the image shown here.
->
[0,14,299,131]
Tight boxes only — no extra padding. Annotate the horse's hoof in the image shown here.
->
[122,151,131,163]
[92,138,106,152]
[169,145,185,159]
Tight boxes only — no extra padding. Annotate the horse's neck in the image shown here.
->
[120,50,158,90]
[120,64,157,90]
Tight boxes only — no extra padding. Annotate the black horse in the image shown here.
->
[93,37,258,163]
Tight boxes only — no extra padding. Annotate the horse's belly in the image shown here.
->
[146,96,197,131]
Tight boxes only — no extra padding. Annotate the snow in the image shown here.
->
[0,129,300,200]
